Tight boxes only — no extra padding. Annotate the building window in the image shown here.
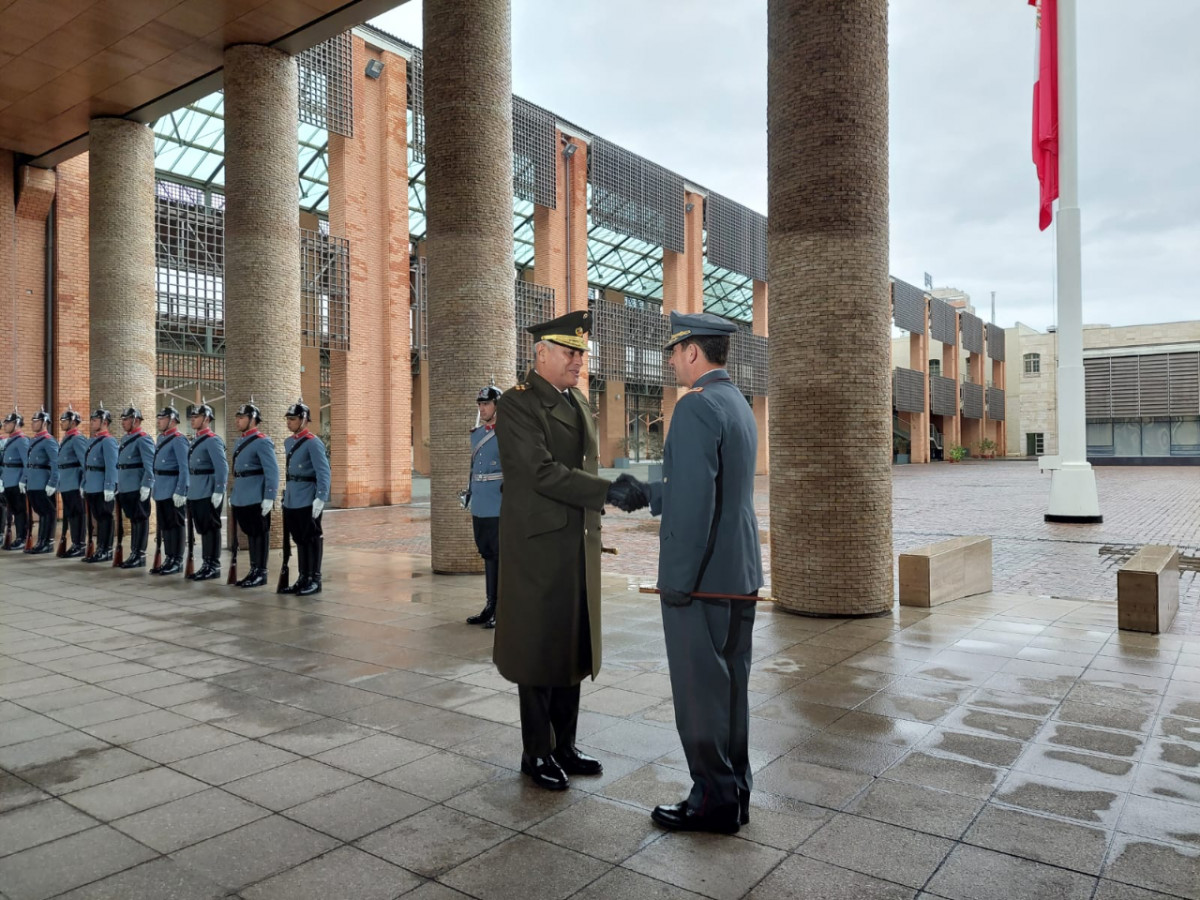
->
[1024,353,1041,375]
[1026,432,1045,456]
[929,359,941,377]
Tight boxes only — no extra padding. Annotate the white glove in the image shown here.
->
[18,482,26,494]
[212,492,224,508]
[312,498,325,518]
[260,499,273,516]
[46,486,56,497]
[103,490,115,502]
[173,493,186,508]
[139,486,150,502]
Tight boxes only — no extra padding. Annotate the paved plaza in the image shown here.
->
[2,462,1200,899]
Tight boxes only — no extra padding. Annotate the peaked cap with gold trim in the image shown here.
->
[528,310,591,351]
[664,310,737,350]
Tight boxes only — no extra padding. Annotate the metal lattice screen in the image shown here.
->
[408,48,424,163]
[891,279,927,335]
[986,386,1005,421]
[1086,352,1200,418]
[930,373,958,416]
[960,312,984,355]
[157,351,225,396]
[892,367,926,413]
[515,280,556,377]
[728,328,768,396]
[513,96,557,209]
[706,192,767,283]
[590,300,670,386]
[301,230,350,351]
[986,322,1006,361]
[589,137,684,253]
[297,32,354,138]
[929,298,958,346]
[961,382,984,419]
[155,181,225,358]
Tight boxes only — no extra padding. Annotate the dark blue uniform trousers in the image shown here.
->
[662,596,756,815]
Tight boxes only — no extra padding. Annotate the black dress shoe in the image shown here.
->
[157,558,182,576]
[298,576,322,596]
[483,614,496,629]
[237,568,269,588]
[190,563,220,581]
[85,550,113,564]
[27,543,53,555]
[739,789,750,825]
[651,800,740,835]
[64,545,85,559]
[118,552,146,569]
[552,746,603,776]
[520,754,568,791]
[466,602,495,625]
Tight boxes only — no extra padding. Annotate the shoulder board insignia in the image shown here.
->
[515,384,528,392]
[686,386,704,394]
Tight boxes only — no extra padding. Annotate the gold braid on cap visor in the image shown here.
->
[542,334,588,351]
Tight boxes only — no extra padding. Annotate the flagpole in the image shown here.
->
[1044,0,1101,523]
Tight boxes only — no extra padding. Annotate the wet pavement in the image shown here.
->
[3,530,1200,900]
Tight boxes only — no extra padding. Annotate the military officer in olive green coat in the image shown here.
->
[494,310,630,791]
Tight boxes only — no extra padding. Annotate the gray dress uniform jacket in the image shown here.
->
[152,431,190,501]
[19,433,58,492]
[83,434,118,494]
[116,431,155,494]
[282,432,330,509]
[1,433,29,489]
[468,425,502,519]
[231,432,279,506]
[187,431,227,499]
[57,431,88,493]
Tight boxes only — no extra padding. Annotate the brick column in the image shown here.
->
[942,328,961,452]
[223,45,301,522]
[909,325,930,463]
[995,358,1007,455]
[661,189,704,435]
[425,0,515,573]
[752,279,769,474]
[768,0,892,617]
[54,157,90,417]
[328,40,413,507]
[89,118,155,412]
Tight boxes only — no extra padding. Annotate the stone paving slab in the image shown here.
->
[2,539,1200,900]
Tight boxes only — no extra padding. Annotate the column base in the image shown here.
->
[1045,462,1102,523]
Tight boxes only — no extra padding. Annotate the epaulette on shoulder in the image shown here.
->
[514,384,528,392]
[685,386,704,395]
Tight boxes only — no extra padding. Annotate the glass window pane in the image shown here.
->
[1114,418,1141,456]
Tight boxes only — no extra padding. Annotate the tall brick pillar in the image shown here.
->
[55,157,91,417]
[223,45,301,519]
[767,0,892,616]
[425,0,516,573]
[89,118,155,412]
[752,279,769,474]
[661,190,704,435]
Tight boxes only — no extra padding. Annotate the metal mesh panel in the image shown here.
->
[961,382,984,419]
[986,322,1006,361]
[589,300,670,386]
[1110,356,1140,416]
[1139,354,1170,416]
[589,137,684,253]
[513,96,556,209]
[297,32,354,138]
[1085,357,1111,417]
[959,312,984,355]
[300,230,350,351]
[157,351,225,394]
[891,279,926,335]
[155,182,225,357]
[930,374,958,416]
[515,280,556,377]
[986,386,1005,422]
[408,48,424,163]
[706,192,767,283]
[728,328,767,396]
[892,367,925,413]
[1169,352,1200,415]
[929,298,957,345]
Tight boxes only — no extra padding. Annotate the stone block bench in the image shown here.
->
[1117,545,1179,634]
[899,536,993,608]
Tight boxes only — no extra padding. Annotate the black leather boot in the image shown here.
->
[118,551,146,569]
[466,601,495,625]
[158,556,183,576]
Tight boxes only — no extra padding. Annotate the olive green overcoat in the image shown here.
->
[493,369,609,686]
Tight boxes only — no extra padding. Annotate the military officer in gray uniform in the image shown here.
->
[19,409,59,554]
[1,410,29,549]
[82,406,119,563]
[465,384,503,628]
[151,407,189,575]
[186,403,228,581]
[57,407,89,557]
[115,406,155,569]
[281,399,330,596]
[230,401,279,588]
[613,311,764,835]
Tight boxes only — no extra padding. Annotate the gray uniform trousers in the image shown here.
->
[661,595,756,815]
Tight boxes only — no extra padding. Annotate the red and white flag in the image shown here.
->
[1030,0,1059,230]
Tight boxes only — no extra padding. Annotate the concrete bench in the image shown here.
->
[899,536,993,608]
[1117,545,1179,634]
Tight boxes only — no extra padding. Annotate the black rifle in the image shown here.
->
[276,507,291,593]
[185,500,195,578]
[227,510,239,585]
[56,492,66,557]
[23,492,33,552]
[84,493,94,558]
[152,514,163,571]
[112,499,124,567]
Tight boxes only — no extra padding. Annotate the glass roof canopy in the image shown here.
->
[153,89,756,322]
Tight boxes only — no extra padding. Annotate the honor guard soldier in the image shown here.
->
[0,424,6,538]
[1,410,30,549]
[151,407,189,575]
[230,401,278,588]
[186,403,228,581]
[57,407,88,557]
[281,398,330,596]
[19,409,59,554]
[82,406,119,563]
[115,406,155,568]
[465,385,503,628]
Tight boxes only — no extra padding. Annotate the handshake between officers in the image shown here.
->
[0,398,329,596]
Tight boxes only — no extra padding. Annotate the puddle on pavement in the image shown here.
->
[1045,748,1134,776]
[1155,742,1200,769]
[1000,779,1119,824]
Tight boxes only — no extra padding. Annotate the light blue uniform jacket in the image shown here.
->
[19,433,58,491]
[1,434,29,489]
[57,432,88,492]
[152,431,190,501]
[282,432,330,509]
[187,432,228,499]
[116,432,155,494]
[231,432,279,506]
[82,435,118,494]
[468,425,502,518]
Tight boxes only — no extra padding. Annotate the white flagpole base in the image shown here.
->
[1045,461,1102,523]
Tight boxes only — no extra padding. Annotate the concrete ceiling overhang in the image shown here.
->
[0,0,409,167]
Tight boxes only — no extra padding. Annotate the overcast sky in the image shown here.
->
[371,1,1199,333]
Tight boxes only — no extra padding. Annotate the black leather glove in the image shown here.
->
[605,473,651,513]
[660,588,692,607]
